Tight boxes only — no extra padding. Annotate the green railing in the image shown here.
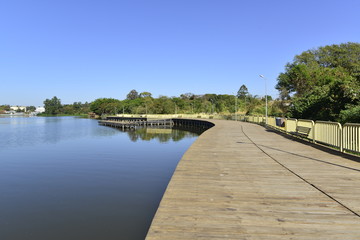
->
[240,114,359,155]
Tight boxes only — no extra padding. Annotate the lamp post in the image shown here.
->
[210,99,215,114]
[234,93,238,121]
[259,75,268,125]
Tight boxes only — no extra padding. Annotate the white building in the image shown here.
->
[10,106,27,112]
[35,107,45,113]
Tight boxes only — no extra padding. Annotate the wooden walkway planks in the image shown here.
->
[146,120,360,239]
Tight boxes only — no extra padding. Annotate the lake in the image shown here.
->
[0,116,202,240]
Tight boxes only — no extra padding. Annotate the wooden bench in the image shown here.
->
[294,126,312,138]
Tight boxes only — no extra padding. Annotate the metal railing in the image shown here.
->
[267,116,276,129]
[343,123,360,154]
[314,121,342,151]
[237,114,359,155]
[285,118,297,133]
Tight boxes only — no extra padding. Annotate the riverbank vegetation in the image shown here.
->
[0,105,10,114]
[38,88,284,117]
[40,96,91,116]
[88,90,282,117]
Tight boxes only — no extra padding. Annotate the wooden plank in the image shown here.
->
[146,120,360,239]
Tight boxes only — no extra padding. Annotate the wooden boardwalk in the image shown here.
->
[146,120,360,239]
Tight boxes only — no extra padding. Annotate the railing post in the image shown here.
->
[339,123,343,152]
[311,120,315,143]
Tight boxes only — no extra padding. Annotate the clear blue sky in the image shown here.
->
[1,0,359,106]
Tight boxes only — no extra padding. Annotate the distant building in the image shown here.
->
[10,106,27,112]
[35,107,45,113]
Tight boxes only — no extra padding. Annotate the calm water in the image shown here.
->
[0,116,201,240]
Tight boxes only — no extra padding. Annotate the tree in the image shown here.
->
[44,96,62,115]
[139,92,152,98]
[90,98,121,115]
[126,89,139,100]
[277,42,360,97]
[180,93,195,100]
[237,84,248,99]
[340,105,360,123]
[276,42,360,122]
[0,105,10,113]
[27,106,36,112]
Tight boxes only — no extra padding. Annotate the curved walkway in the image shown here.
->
[146,120,360,239]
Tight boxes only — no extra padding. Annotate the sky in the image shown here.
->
[1,0,359,106]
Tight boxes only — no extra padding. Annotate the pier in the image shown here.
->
[99,117,214,129]
[146,119,360,239]
[99,117,173,129]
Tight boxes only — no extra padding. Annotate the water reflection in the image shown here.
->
[118,126,206,143]
[0,116,202,240]
[0,117,207,149]
[0,117,120,150]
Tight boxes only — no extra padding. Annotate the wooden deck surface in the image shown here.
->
[146,120,360,239]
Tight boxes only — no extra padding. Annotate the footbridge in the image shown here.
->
[146,119,360,239]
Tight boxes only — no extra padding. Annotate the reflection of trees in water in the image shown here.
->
[127,131,140,142]
[122,126,206,143]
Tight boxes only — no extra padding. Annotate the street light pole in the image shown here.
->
[259,75,268,125]
[210,99,214,114]
[235,94,238,121]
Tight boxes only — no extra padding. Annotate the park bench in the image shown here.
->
[294,126,312,138]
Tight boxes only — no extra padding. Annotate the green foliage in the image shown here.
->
[339,105,360,123]
[0,105,10,112]
[276,42,360,122]
[27,106,36,112]
[237,84,248,99]
[38,89,281,118]
[90,98,121,115]
[180,93,195,100]
[126,89,139,100]
[88,93,266,116]
[41,97,90,116]
[61,102,90,115]
[139,92,152,98]
[44,96,62,115]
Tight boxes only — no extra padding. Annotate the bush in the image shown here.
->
[339,105,360,124]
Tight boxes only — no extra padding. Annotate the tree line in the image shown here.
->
[88,89,279,116]
[42,90,281,117]
[41,97,90,115]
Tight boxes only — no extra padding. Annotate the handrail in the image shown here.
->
[315,121,342,151]
[285,118,297,133]
[343,123,360,154]
[235,115,359,155]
